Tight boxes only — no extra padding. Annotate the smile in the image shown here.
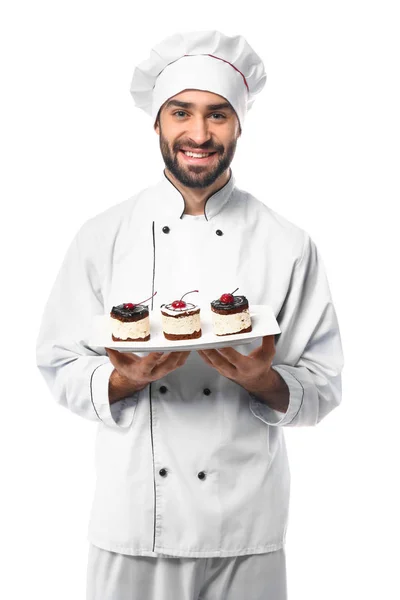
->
[179,150,218,164]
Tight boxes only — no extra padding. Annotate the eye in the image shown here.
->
[172,111,226,120]
[173,111,188,118]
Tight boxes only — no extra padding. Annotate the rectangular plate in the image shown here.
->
[89,305,281,353]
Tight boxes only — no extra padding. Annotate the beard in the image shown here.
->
[158,126,237,189]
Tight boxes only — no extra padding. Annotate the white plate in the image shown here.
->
[89,305,281,353]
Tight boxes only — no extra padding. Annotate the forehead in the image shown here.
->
[164,89,233,110]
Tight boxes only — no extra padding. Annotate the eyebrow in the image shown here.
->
[165,99,233,112]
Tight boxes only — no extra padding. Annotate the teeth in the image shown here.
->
[183,151,213,158]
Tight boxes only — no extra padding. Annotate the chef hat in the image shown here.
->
[130,30,267,130]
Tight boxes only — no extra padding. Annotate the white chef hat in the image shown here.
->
[130,30,267,131]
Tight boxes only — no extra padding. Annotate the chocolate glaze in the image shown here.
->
[211,295,248,312]
[110,303,149,322]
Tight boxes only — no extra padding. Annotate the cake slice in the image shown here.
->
[110,292,157,342]
[211,288,252,336]
[161,290,201,340]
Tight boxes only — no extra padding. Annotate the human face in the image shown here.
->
[154,90,241,189]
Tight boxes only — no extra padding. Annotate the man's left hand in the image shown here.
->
[197,334,276,395]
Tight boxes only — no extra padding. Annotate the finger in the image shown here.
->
[201,348,238,369]
[148,351,165,358]
[176,352,190,367]
[105,347,117,356]
[136,353,165,379]
[105,347,123,368]
[198,349,237,378]
[105,348,140,380]
[153,349,190,364]
[261,335,276,354]
[149,351,172,368]
[248,335,276,360]
[157,351,191,376]
[214,346,245,368]
[145,351,173,375]
[105,347,131,355]
[156,351,188,371]
[106,347,140,364]
[173,352,190,369]
[197,350,214,368]
[144,351,166,367]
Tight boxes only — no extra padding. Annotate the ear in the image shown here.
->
[154,109,162,135]
[236,118,242,138]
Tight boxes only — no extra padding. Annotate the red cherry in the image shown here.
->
[219,287,239,304]
[220,293,234,304]
[123,302,135,309]
[172,300,186,308]
[171,289,199,309]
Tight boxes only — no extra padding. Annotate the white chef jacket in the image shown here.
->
[36,169,344,558]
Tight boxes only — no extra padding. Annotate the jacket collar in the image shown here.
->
[155,168,236,221]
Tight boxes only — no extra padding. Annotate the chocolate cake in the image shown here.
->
[160,290,201,340]
[211,289,252,336]
[110,293,158,342]
[110,303,150,342]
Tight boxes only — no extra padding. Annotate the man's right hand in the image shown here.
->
[105,348,191,404]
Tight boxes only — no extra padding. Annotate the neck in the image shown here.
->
[164,168,231,216]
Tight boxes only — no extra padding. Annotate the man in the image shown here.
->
[36,30,344,599]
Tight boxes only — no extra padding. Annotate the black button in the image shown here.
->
[159,468,167,477]
[203,388,211,396]
[159,386,168,394]
[198,471,206,480]
[162,226,170,234]
[215,229,223,236]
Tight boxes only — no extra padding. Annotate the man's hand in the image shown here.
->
[197,335,289,413]
[105,348,191,403]
[197,335,276,395]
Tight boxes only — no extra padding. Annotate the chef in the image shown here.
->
[36,30,344,600]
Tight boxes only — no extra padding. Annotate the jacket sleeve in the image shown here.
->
[35,225,138,429]
[249,232,344,427]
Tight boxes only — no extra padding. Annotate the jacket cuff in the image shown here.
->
[90,362,139,429]
[249,366,304,426]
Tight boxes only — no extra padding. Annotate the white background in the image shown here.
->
[1,1,399,598]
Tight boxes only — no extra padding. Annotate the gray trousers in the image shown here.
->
[86,543,287,600]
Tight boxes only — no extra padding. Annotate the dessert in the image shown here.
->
[211,288,252,336]
[160,290,202,340]
[110,292,157,341]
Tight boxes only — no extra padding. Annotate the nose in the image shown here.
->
[187,116,212,147]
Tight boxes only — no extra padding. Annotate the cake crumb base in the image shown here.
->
[112,333,151,342]
[163,330,202,341]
